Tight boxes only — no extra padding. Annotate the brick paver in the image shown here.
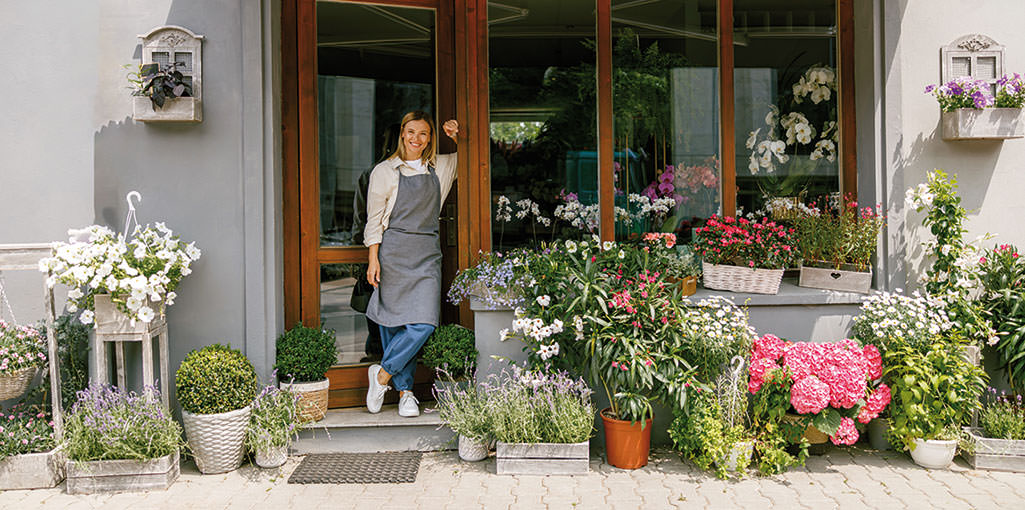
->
[2,447,1023,509]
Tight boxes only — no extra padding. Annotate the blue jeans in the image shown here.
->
[380,323,434,391]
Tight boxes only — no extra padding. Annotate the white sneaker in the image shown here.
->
[398,391,420,417]
[366,364,389,414]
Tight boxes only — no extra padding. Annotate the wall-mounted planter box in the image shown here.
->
[942,108,1024,140]
[0,448,65,490]
[798,261,872,294]
[66,452,179,494]
[496,441,589,475]
[133,96,203,123]
[962,428,1025,472]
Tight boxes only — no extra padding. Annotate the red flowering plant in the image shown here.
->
[748,334,891,446]
[693,215,799,270]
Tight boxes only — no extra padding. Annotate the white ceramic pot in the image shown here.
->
[281,378,329,422]
[910,438,957,469]
[254,445,288,469]
[182,406,251,474]
[458,435,489,462]
[716,441,754,472]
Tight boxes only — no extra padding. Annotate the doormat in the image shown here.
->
[287,452,422,484]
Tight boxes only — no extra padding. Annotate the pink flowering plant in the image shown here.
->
[0,319,47,375]
[0,404,55,461]
[793,193,885,272]
[925,76,995,112]
[748,335,891,446]
[975,243,1025,390]
[693,215,798,270]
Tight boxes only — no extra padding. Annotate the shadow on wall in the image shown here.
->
[91,0,249,411]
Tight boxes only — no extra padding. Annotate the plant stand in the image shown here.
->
[66,452,179,494]
[469,298,522,383]
[962,427,1025,472]
[496,442,589,475]
[0,244,66,490]
[93,294,170,406]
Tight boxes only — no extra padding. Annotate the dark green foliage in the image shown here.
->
[21,313,90,411]
[140,62,192,108]
[176,344,257,415]
[421,325,477,379]
[274,323,337,383]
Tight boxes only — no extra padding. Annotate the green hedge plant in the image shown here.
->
[176,344,258,415]
[274,323,337,383]
[422,324,477,379]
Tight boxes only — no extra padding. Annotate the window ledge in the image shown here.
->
[689,279,868,306]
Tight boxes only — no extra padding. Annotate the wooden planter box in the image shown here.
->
[496,441,589,475]
[94,294,165,335]
[66,452,179,494]
[942,108,1024,141]
[798,262,872,294]
[962,428,1025,472]
[0,448,65,490]
[132,96,203,123]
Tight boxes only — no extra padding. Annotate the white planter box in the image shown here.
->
[962,427,1025,472]
[133,96,203,123]
[798,262,872,294]
[0,448,65,490]
[66,452,179,494]
[94,294,165,336]
[496,441,589,475]
[942,108,1024,140]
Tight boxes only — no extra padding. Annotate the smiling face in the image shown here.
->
[401,119,432,161]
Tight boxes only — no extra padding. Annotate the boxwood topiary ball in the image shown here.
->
[274,323,337,383]
[176,344,258,415]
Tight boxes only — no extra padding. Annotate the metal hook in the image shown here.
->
[729,355,746,380]
[126,191,142,211]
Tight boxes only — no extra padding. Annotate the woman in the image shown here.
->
[364,111,458,417]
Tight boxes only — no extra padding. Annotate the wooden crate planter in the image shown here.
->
[496,441,589,475]
[962,428,1025,472]
[66,452,179,494]
[0,448,65,490]
[942,108,1024,141]
[702,262,783,295]
[798,262,872,294]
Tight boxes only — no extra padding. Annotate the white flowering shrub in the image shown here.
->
[851,290,952,353]
[39,224,201,325]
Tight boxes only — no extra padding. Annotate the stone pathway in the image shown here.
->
[2,447,1024,509]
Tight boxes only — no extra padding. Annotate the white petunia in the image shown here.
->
[536,295,551,307]
[137,306,156,323]
[79,310,94,325]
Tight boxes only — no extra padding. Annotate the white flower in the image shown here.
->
[499,328,511,341]
[565,240,578,253]
[137,306,156,323]
[551,319,564,333]
[746,128,760,150]
[67,288,84,300]
[126,296,143,311]
[603,241,615,251]
[618,250,625,259]
[67,303,78,313]
[79,310,94,325]
[536,295,551,307]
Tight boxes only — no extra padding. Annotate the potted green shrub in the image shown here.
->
[274,323,337,422]
[423,324,477,391]
[247,382,302,469]
[64,385,183,494]
[176,344,257,474]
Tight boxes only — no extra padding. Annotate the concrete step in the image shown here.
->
[292,404,454,454]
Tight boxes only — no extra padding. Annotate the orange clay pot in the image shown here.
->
[601,408,652,469]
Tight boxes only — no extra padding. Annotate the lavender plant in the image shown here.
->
[434,380,492,443]
[0,405,55,461]
[247,381,302,453]
[64,384,183,462]
[980,388,1025,440]
[486,366,594,444]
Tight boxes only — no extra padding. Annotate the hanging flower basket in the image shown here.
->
[702,262,783,295]
[0,367,36,401]
[798,261,872,294]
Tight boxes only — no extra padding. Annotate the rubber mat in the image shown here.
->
[287,452,422,484]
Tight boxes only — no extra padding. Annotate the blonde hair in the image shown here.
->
[390,111,436,165]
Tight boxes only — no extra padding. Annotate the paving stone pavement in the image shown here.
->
[2,446,1023,509]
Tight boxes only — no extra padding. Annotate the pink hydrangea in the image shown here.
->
[790,375,830,415]
[753,334,788,362]
[863,344,882,381]
[857,383,892,424]
[831,417,859,446]
[748,357,780,394]
[817,345,868,409]
[782,342,820,381]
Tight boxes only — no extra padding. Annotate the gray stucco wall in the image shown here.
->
[0,1,281,403]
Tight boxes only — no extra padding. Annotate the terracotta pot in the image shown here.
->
[601,408,651,469]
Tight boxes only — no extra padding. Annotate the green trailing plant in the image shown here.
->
[65,385,183,462]
[883,342,987,452]
[176,344,258,415]
[421,324,477,380]
[22,313,91,411]
[274,323,337,383]
[668,379,753,479]
[247,381,303,453]
[748,365,810,474]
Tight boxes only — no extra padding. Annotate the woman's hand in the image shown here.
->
[442,119,458,142]
[367,245,381,287]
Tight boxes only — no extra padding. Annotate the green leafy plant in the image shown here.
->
[21,313,91,411]
[668,380,753,479]
[137,61,193,108]
[979,388,1025,440]
[794,194,884,271]
[883,342,987,452]
[247,382,303,452]
[65,385,182,462]
[421,325,477,380]
[274,323,337,383]
[176,344,258,415]
[975,244,1025,390]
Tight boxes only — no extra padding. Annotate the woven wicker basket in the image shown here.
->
[0,367,36,401]
[182,406,251,474]
[281,379,328,422]
[702,262,784,295]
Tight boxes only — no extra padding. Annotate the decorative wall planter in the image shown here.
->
[458,435,489,462]
[910,438,957,469]
[601,409,651,470]
[702,262,783,295]
[281,378,328,422]
[962,427,1025,472]
[65,452,179,494]
[496,441,589,475]
[182,406,251,474]
[0,448,65,490]
[798,261,872,294]
[469,298,523,383]
[132,96,203,123]
[942,108,1024,141]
